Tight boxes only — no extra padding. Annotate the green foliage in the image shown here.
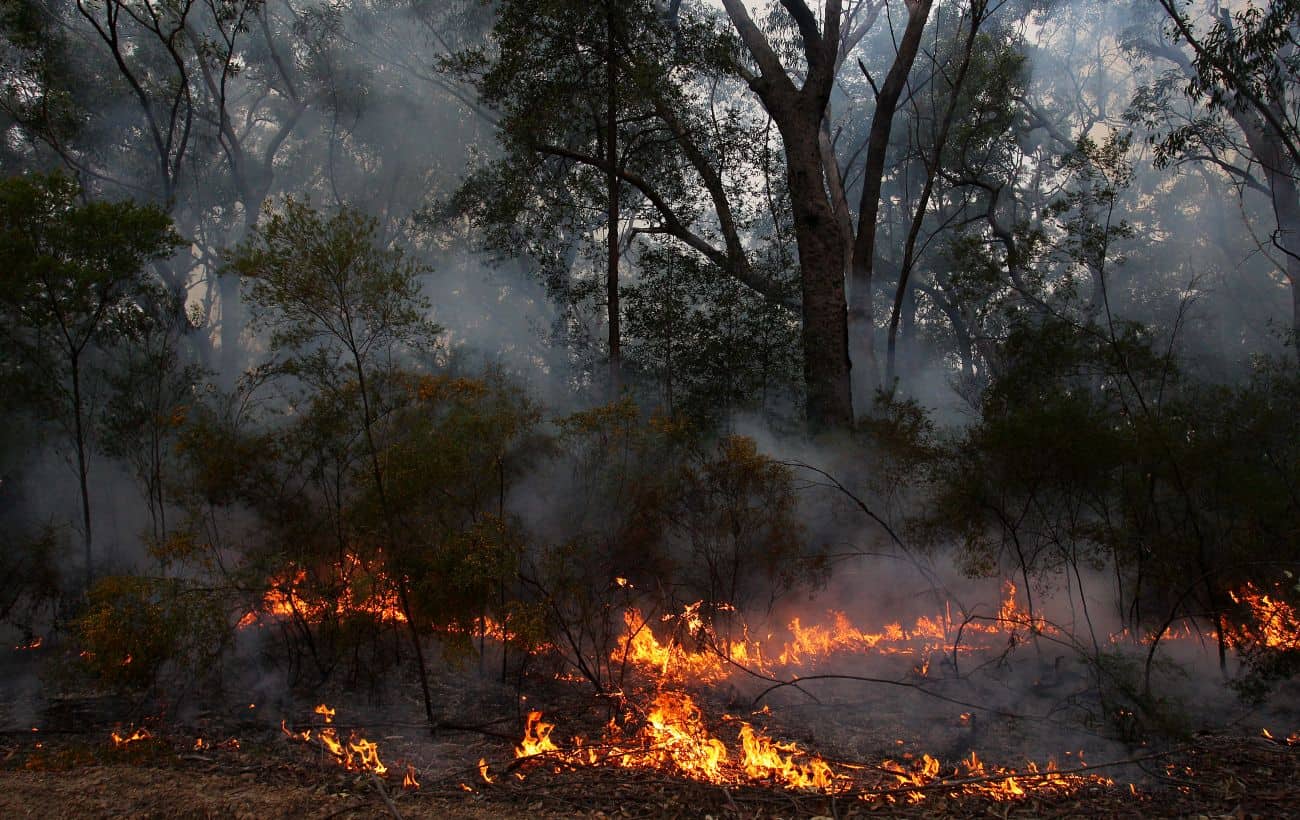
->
[75,575,230,694]
[916,306,1300,689]
[0,171,182,395]
[624,246,801,424]
[676,435,815,609]
[232,198,440,378]
[0,524,65,633]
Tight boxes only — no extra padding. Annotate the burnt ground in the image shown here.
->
[1,709,1298,818]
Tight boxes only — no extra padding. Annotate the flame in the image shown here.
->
[612,582,1060,685]
[478,757,494,783]
[239,553,408,629]
[282,704,388,776]
[515,711,558,757]
[403,764,420,790]
[14,636,42,650]
[110,728,152,748]
[631,692,728,781]
[1226,582,1300,652]
[510,698,830,791]
[348,736,387,776]
[319,727,345,759]
[738,723,833,790]
[194,737,208,750]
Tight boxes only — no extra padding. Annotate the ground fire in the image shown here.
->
[224,558,1300,811]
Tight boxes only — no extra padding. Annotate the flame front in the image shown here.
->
[1227,582,1300,652]
[239,553,408,629]
[738,723,833,790]
[632,692,728,781]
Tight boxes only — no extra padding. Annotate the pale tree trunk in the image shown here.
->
[1237,109,1300,349]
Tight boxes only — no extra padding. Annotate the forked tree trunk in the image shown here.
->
[849,0,934,405]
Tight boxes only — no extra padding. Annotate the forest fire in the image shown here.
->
[110,728,153,749]
[612,580,1052,684]
[280,703,389,776]
[477,578,1289,806]
[502,699,1115,804]
[1226,582,1300,652]
[509,694,829,791]
[237,553,407,629]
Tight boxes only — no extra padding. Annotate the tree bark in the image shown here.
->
[783,120,855,429]
[720,0,853,431]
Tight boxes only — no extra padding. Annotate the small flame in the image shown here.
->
[283,705,388,776]
[403,764,420,790]
[515,711,558,758]
[110,728,152,748]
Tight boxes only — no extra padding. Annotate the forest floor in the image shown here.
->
[2,723,1298,818]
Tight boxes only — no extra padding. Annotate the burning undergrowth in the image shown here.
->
[5,556,1300,817]
[4,402,1300,816]
[219,566,1298,809]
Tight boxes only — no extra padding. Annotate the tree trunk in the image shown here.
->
[70,355,94,591]
[849,0,934,406]
[606,4,622,395]
[783,121,854,430]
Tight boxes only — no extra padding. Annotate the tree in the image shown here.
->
[1131,0,1300,343]
[0,172,181,590]
[229,198,442,726]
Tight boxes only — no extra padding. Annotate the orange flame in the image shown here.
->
[738,723,833,790]
[110,728,152,748]
[1226,582,1300,652]
[515,711,559,758]
[283,704,388,776]
[238,554,408,629]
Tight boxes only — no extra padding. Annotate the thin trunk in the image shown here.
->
[354,357,437,731]
[886,5,981,390]
[71,354,93,591]
[606,5,621,394]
